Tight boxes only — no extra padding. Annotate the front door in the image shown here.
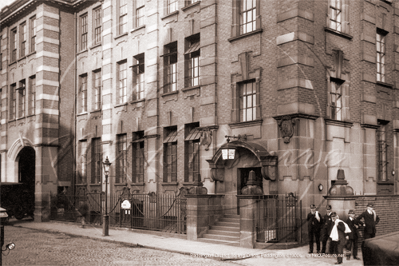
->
[237,167,262,214]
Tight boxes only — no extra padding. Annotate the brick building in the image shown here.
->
[1,0,399,246]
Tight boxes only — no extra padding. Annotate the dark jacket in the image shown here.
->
[307,211,323,231]
[321,213,333,238]
[331,221,346,245]
[355,211,380,235]
[345,217,361,239]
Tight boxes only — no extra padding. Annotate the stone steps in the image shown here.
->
[199,214,240,246]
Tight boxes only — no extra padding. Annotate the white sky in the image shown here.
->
[0,0,17,11]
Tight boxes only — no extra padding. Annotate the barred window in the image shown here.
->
[93,70,101,110]
[93,7,102,45]
[118,61,127,104]
[132,54,145,101]
[119,0,128,34]
[239,81,257,122]
[376,31,386,83]
[116,134,127,184]
[163,42,177,93]
[163,127,177,183]
[91,138,102,184]
[81,14,88,51]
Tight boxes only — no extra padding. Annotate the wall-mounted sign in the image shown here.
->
[121,200,131,209]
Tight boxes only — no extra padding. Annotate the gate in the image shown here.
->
[256,193,302,243]
[109,187,187,234]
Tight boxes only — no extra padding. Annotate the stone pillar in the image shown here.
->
[237,170,263,248]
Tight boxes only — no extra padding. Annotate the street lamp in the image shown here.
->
[102,156,111,236]
[222,136,236,160]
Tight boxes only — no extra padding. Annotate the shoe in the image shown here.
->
[354,257,361,260]
[316,250,320,253]
[335,262,342,265]
[308,251,313,254]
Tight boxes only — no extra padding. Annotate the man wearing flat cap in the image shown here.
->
[307,204,322,253]
[355,203,380,241]
[330,212,351,264]
[345,209,361,260]
[321,205,334,254]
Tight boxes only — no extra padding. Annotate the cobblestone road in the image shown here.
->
[2,226,240,266]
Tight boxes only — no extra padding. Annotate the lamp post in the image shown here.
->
[102,156,111,236]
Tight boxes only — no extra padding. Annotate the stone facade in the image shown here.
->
[1,0,399,237]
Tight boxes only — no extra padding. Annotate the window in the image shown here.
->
[30,16,36,53]
[185,0,199,6]
[135,0,145,28]
[29,76,36,116]
[93,70,101,110]
[91,138,102,184]
[185,34,200,88]
[78,140,87,184]
[0,88,2,122]
[119,0,128,35]
[376,31,386,83]
[232,0,260,37]
[80,14,88,51]
[239,81,257,122]
[93,7,102,46]
[328,0,349,34]
[20,22,26,58]
[132,54,145,101]
[329,79,343,121]
[0,37,2,71]
[17,80,26,118]
[167,0,178,14]
[118,61,127,104]
[163,42,177,93]
[185,124,201,182]
[163,127,177,183]
[116,134,127,184]
[377,122,388,182]
[11,28,17,63]
[79,75,87,113]
[132,131,145,183]
[10,84,16,120]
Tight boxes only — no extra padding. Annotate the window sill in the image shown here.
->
[114,102,128,108]
[181,1,200,11]
[18,56,26,62]
[16,116,25,121]
[27,114,35,118]
[9,61,17,66]
[376,81,393,88]
[8,119,16,122]
[77,112,88,116]
[228,28,263,43]
[161,90,179,97]
[27,51,36,57]
[77,49,88,55]
[377,181,394,185]
[229,119,263,129]
[90,109,101,114]
[324,118,354,128]
[161,11,179,20]
[131,182,145,186]
[182,182,195,186]
[182,85,200,92]
[115,183,128,187]
[324,27,353,40]
[90,43,102,50]
[131,25,146,33]
[114,32,128,40]
[161,182,178,186]
[130,98,145,104]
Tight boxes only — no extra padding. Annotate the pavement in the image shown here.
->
[9,219,365,266]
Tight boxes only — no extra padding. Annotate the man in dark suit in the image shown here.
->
[321,205,333,254]
[355,203,380,241]
[345,209,361,260]
[330,212,350,265]
[307,204,322,253]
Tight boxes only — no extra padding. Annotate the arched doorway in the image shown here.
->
[16,146,36,219]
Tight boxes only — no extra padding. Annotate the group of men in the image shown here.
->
[307,203,380,264]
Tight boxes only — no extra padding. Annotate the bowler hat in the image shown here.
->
[326,205,332,210]
[330,212,337,217]
[367,203,374,207]
[348,210,355,214]
[310,204,316,209]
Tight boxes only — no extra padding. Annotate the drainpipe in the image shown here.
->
[73,11,77,195]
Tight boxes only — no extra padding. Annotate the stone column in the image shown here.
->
[237,170,263,248]
[186,180,208,240]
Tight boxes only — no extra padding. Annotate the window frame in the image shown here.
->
[20,22,27,58]
[239,80,257,122]
[93,7,102,46]
[134,0,145,28]
[132,53,145,101]
[167,0,178,15]
[29,76,36,116]
[163,42,178,93]
[80,13,88,51]
[78,140,87,184]
[377,122,389,182]
[329,78,343,121]
[116,134,127,184]
[10,28,17,63]
[30,16,36,53]
[79,74,88,113]
[119,0,128,35]
[91,137,102,184]
[17,79,26,118]
[0,37,2,71]
[163,127,177,183]
[184,34,200,88]
[132,131,145,184]
[231,0,261,38]
[10,83,16,120]
[118,60,128,104]
[93,70,102,110]
[376,30,386,83]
